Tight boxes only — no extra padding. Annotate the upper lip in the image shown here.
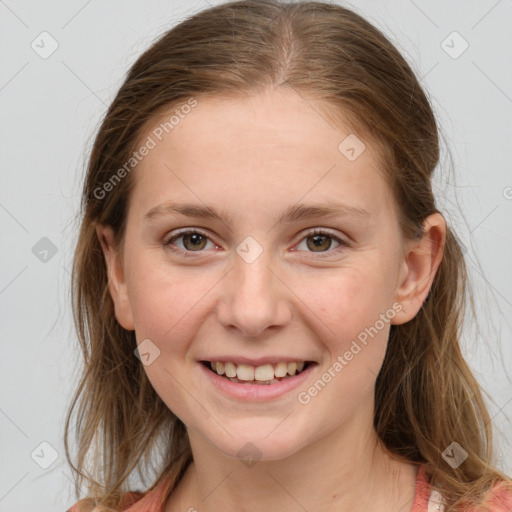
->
[200,356,317,366]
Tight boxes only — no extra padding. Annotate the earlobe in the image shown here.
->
[391,213,446,325]
[95,223,135,331]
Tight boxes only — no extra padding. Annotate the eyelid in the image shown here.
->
[162,227,349,257]
[162,228,218,258]
[295,227,349,256]
[163,227,212,243]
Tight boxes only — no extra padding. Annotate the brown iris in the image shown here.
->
[182,233,208,251]
[307,233,333,252]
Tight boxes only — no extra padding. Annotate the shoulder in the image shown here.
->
[65,467,178,512]
[477,480,512,512]
[65,498,97,512]
[426,480,512,512]
[66,491,146,512]
[414,466,512,512]
[65,499,98,512]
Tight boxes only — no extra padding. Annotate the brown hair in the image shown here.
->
[64,1,512,511]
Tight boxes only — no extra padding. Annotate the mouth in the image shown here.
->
[200,360,314,385]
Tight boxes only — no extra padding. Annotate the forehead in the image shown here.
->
[129,89,393,224]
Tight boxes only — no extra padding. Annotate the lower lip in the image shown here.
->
[199,361,317,401]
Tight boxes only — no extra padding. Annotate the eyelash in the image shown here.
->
[162,228,348,258]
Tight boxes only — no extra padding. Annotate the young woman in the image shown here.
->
[64,1,512,511]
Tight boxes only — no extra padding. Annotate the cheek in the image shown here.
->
[299,262,393,335]
[291,273,394,433]
[296,273,393,410]
[126,256,215,343]
[294,263,395,392]
[126,264,212,417]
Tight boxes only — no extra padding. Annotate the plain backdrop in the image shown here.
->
[0,0,511,510]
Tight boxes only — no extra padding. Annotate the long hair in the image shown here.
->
[64,1,512,510]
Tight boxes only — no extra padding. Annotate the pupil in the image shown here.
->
[184,233,206,250]
[308,234,330,251]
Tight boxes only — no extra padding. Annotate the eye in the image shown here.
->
[163,228,348,258]
[163,229,217,256]
[295,228,347,255]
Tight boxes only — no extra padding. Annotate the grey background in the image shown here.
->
[1,0,511,510]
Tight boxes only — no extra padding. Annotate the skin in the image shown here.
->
[97,87,445,512]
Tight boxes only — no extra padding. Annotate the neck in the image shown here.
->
[166,410,418,512]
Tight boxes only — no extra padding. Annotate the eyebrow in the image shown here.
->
[144,201,370,225]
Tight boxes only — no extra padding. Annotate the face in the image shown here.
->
[98,88,440,462]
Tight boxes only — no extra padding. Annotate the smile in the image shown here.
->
[199,360,318,401]
[202,360,309,384]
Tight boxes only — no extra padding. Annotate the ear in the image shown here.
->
[391,213,446,325]
[95,223,135,331]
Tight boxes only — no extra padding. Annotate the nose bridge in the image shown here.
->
[236,249,273,295]
[218,239,290,337]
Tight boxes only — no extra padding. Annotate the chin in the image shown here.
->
[204,426,307,464]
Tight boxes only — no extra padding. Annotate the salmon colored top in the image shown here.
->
[66,464,512,512]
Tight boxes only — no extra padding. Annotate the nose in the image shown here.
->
[216,250,292,338]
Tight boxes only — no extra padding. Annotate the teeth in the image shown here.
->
[236,364,254,381]
[274,362,288,377]
[208,360,308,381]
[215,361,225,375]
[254,364,274,381]
[225,362,237,378]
